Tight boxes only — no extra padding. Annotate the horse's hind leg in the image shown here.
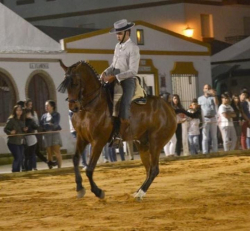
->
[133,142,151,200]
[134,135,163,201]
[86,144,105,199]
[74,139,87,198]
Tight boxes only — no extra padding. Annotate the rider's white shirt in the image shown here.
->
[105,38,140,82]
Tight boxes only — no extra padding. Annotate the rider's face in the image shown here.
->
[116,31,128,42]
[116,31,125,42]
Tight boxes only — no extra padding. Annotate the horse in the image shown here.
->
[58,60,177,201]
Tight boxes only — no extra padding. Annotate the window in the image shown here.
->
[136,29,144,45]
[16,0,34,5]
[200,14,214,38]
[0,73,17,123]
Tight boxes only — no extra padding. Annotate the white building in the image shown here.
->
[0,3,211,154]
[0,4,73,154]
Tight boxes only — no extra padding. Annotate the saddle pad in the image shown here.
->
[112,78,146,116]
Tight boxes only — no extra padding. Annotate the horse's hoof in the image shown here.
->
[77,188,86,198]
[99,190,105,199]
[133,189,146,201]
[134,196,143,202]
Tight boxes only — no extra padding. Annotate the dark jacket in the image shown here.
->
[241,101,250,119]
[40,111,62,131]
[25,118,39,133]
[4,117,25,145]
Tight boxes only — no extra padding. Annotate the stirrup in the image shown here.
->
[109,136,123,149]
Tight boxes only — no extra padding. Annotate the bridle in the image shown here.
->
[65,72,102,111]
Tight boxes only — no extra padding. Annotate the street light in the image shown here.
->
[183,26,194,37]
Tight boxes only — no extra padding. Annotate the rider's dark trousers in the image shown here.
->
[119,78,136,120]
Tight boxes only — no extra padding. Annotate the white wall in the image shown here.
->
[0,53,75,154]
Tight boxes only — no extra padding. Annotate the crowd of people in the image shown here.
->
[162,84,250,157]
[4,99,61,172]
[3,99,135,173]
[2,84,250,173]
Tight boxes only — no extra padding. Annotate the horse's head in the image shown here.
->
[58,60,100,112]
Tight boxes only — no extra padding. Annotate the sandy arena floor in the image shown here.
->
[1,152,250,231]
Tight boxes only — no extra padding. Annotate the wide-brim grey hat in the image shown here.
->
[109,19,135,33]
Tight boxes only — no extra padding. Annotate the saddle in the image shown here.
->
[111,77,147,117]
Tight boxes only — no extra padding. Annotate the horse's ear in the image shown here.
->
[59,60,68,72]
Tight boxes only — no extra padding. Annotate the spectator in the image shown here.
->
[25,99,39,124]
[69,109,89,170]
[171,94,186,156]
[162,93,184,156]
[163,131,177,157]
[187,99,201,155]
[4,105,28,172]
[25,99,50,169]
[16,100,25,108]
[102,144,110,163]
[247,127,250,149]
[126,141,134,160]
[162,93,176,156]
[218,92,237,151]
[23,109,39,171]
[198,84,219,154]
[40,100,62,168]
[231,94,243,150]
[239,89,250,150]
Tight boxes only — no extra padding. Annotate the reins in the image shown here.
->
[64,61,103,111]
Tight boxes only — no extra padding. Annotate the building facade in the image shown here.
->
[1,0,250,43]
[0,3,212,154]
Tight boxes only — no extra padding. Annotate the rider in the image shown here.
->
[101,19,140,146]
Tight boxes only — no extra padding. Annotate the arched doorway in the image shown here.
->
[28,74,50,119]
[0,72,17,124]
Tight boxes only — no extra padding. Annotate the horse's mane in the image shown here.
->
[57,61,100,93]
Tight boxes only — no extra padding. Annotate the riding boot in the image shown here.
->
[109,117,123,148]
[110,119,131,148]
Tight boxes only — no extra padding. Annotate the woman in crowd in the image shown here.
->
[24,109,39,171]
[218,92,237,151]
[4,105,28,172]
[171,94,186,156]
[40,100,62,168]
[162,93,185,156]
[25,99,53,169]
[239,89,250,150]
[25,99,39,124]
[231,94,243,150]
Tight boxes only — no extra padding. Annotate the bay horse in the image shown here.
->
[58,60,177,200]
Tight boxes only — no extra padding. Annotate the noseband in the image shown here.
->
[65,74,101,111]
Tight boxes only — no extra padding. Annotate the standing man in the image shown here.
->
[198,84,219,154]
[101,19,140,145]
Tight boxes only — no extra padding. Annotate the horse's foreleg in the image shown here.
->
[86,144,105,199]
[74,139,87,198]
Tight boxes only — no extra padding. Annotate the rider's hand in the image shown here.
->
[100,72,106,82]
[104,75,116,83]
